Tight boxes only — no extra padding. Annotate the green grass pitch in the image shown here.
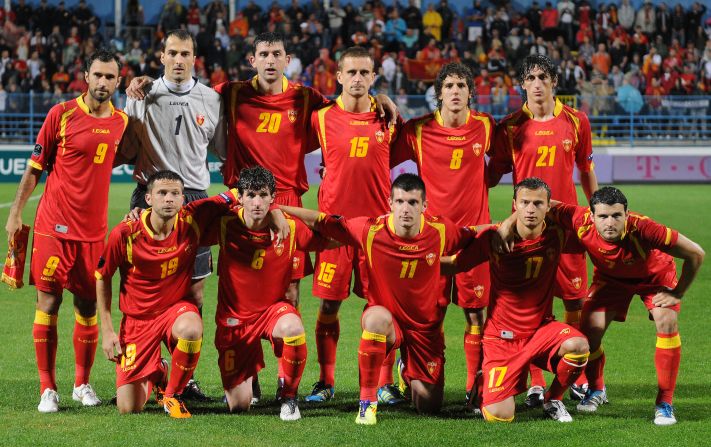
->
[0,182,709,446]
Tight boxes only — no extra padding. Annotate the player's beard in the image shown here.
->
[89,87,111,103]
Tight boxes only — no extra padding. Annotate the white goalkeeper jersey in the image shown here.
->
[122,76,226,191]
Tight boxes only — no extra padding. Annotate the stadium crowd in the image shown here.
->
[0,0,710,109]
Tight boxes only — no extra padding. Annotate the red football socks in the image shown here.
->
[73,312,98,386]
[545,352,589,401]
[358,330,387,402]
[33,310,58,393]
[281,334,308,398]
[464,324,482,391]
[315,311,339,386]
[655,332,681,404]
[165,338,202,397]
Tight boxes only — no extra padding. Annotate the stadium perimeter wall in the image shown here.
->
[0,145,709,184]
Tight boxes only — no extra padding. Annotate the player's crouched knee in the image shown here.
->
[117,400,145,415]
[228,398,252,413]
[562,336,589,356]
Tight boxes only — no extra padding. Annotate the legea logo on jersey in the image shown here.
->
[426,252,436,266]
[535,130,554,136]
[375,130,385,143]
[563,139,573,152]
[196,114,205,126]
[472,143,482,156]
[288,109,298,123]
[92,128,110,134]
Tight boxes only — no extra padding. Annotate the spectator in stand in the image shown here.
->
[656,3,671,42]
[540,2,558,42]
[423,3,443,42]
[418,38,442,61]
[618,0,635,31]
[437,0,454,42]
[50,64,69,92]
[72,0,98,40]
[186,0,202,36]
[636,1,657,37]
[67,69,87,94]
[557,0,575,47]
[592,43,612,76]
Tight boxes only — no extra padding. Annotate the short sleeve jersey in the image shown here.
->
[490,99,593,205]
[455,224,569,339]
[315,213,473,331]
[395,109,495,225]
[202,210,329,326]
[549,203,679,282]
[313,96,402,217]
[215,76,328,194]
[30,95,128,241]
[95,191,237,318]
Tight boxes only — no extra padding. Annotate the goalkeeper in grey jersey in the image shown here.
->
[119,29,225,401]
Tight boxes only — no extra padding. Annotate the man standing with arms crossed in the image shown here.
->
[121,29,225,401]
[488,54,598,403]
[305,46,406,403]
[5,49,128,412]
[394,62,495,409]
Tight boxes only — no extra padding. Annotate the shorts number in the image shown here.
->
[399,259,418,279]
[487,366,508,389]
[93,143,108,164]
[449,148,464,170]
[257,112,281,133]
[317,262,336,283]
[42,256,60,277]
[525,256,543,279]
[174,115,183,135]
[349,136,369,158]
[251,249,266,270]
[120,343,137,369]
[160,257,179,278]
[535,145,556,167]
[223,349,235,372]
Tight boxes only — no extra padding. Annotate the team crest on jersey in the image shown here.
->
[274,243,284,257]
[546,247,556,260]
[196,114,205,126]
[472,143,482,156]
[426,361,438,375]
[560,327,571,335]
[288,109,298,123]
[375,130,385,143]
[474,285,485,298]
[426,252,437,266]
[571,277,583,290]
[292,256,300,270]
[562,139,573,152]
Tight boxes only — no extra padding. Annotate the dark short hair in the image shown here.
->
[162,29,197,54]
[84,48,121,73]
[253,32,287,53]
[338,46,373,71]
[391,173,426,201]
[146,170,184,192]
[434,62,474,110]
[237,166,276,196]
[514,177,551,201]
[516,54,558,85]
[590,186,628,213]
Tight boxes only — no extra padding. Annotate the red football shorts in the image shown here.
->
[29,232,104,299]
[215,301,298,390]
[312,244,368,300]
[275,190,313,280]
[585,266,680,322]
[481,320,583,406]
[446,261,490,309]
[390,318,445,386]
[554,252,588,300]
[116,301,198,387]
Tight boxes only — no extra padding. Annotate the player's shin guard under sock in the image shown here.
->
[358,330,387,402]
[564,310,587,386]
[529,364,546,388]
[165,338,202,397]
[281,334,307,398]
[655,332,681,404]
[545,352,589,401]
[33,310,58,393]
[315,311,339,386]
[378,349,396,387]
[586,347,606,391]
[464,324,482,391]
[73,312,98,386]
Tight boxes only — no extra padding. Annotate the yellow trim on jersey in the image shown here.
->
[426,220,447,256]
[76,94,90,114]
[176,338,203,354]
[521,98,564,119]
[301,85,310,127]
[74,312,98,326]
[237,207,246,225]
[182,213,201,241]
[465,324,481,335]
[94,271,103,280]
[482,407,514,423]
[317,212,328,223]
[335,95,377,112]
[664,227,673,246]
[287,218,297,256]
[34,310,58,326]
[361,330,386,343]
[283,334,306,346]
[414,119,425,165]
[28,159,44,171]
[470,114,492,150]
[629,234,647,260]
[656,334,681,349]
[316,104,335,155]
[250,75,289,93]
[59,106,77,156]
[365,222,386,267]
[140,209,155,238]
[387,214,425,235]
[317,311,339,324]
[433,109,471,127]
[230,83,243,126]
[588,346,604,361]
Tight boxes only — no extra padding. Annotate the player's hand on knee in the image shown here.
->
[126,76,154,100]
[123,207,143,222]
[102,331,123,362]
[652,288,681,308]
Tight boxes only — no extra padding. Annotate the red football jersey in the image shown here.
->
[456,224,569,339]
[215,76,328,194]
[395,109,494,226]
[202,209,329,326]
[489,99,593,205]
[30,95,128,241]
[315,213,473,331]
[549,203,679,281]
[314,96,403,217]
[96,191,237,318]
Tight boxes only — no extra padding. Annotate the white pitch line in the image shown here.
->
[0,195,40,208]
